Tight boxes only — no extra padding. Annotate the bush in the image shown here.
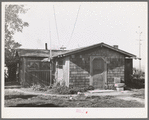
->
[87,85,94,90]
[31,84,44,91]
[69,89,77,94]
[52,81,60,88]
[31,83,95,95]
[61,81,66,87]
[68,87,80,94]
[54,86,70,94]
[68,86,94,94]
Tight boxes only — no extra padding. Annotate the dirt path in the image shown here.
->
[5,88,133,97]
[116,96,145,104]
[5,88,73,97]
[5,88,145,107]
[5,88,145,105]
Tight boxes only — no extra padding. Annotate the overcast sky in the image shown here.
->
[6,2,147,70]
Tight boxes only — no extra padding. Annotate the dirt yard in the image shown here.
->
[5,88,145,107]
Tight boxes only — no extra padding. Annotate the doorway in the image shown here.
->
[90,57,107,89]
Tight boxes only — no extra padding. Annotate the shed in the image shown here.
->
[15,48,67,87]
[53,42,136,89]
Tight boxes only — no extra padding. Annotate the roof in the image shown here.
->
[16,48,68,57]
[53,42,136,58]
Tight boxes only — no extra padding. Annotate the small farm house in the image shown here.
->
[53,42,136,89]
[16,42,136,89]
[15,48,67,87]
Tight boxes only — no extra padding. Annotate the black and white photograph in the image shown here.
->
[1,1,148,118]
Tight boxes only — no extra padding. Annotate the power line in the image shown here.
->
[49,10,52,86]
[66,5,81,48]
[53,5,60,47]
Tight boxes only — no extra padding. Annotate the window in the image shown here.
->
[58,60,63,69]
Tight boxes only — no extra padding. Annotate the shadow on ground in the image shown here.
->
[9,103,63,107]
[5,95,37,100]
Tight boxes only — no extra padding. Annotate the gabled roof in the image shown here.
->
[16,48,68,57]
[53,42,136,58]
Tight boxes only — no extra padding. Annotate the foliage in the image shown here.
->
[51,85,95,95]
[52,81,60,88]
[31,84,48,91]
[127,68,145,89]
[5,5,29,67]
[132,68,145,79]
[87,85,94,90]
[31,81,95,95]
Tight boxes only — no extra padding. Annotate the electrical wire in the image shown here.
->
[66,5,81,48]
[53,5,61,47]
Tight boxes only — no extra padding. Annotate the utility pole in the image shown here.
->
[136,26,142,72]
[49,30,52,86]
[49,15,52,86]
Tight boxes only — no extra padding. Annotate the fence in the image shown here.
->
[24,60,51,87]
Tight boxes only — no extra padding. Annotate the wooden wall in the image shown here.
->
[63,57,70,87]
[55,57,70,87]
[68,46,127,88]
[19,57,50,87]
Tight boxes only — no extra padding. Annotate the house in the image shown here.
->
[15,42,136,89]
[15,48,67,87]
[52,42,136,89]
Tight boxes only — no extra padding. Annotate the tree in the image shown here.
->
[5,5,29,81]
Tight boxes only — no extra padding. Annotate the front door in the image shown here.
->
[92,57,106,89]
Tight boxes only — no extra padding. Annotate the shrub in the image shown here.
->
[87,85,94,90]
[61,81,66,87]
[52,81,60,88]
[55,86,70,94]
[31,83,94,94]
[68,89,77,94]
[68,87,80,94]
[68,86,93,94]
[44,85,52,90]
[31,84,43,91]
[104,84,108,90]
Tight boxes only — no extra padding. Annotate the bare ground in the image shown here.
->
[4,88,145,107]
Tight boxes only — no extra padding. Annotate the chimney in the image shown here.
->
[45,43,48,50]
[113,45,118,49]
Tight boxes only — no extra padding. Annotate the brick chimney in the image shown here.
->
[45,43,48,50]
[113,45,118,49]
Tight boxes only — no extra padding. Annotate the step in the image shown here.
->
[88,89,115,93]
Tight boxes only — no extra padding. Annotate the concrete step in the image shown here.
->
[88,89,115,93]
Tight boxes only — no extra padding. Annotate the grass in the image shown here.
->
[131,88,145,99]
[5,89,145,107]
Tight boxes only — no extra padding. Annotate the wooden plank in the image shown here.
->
[27,60,49,62]
[27,70,50,72]
[24,59,51,86]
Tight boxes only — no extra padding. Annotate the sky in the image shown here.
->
[6,2,147,70]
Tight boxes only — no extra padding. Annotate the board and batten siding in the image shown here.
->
[63,57,70,87]
[19,57,51,87]
[69,46,126,88]
[55,57,70,87]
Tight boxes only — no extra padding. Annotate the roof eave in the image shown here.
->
[53,43,136,58]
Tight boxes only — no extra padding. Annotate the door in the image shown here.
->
[92,57,106,89]
[125,59,133,85]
